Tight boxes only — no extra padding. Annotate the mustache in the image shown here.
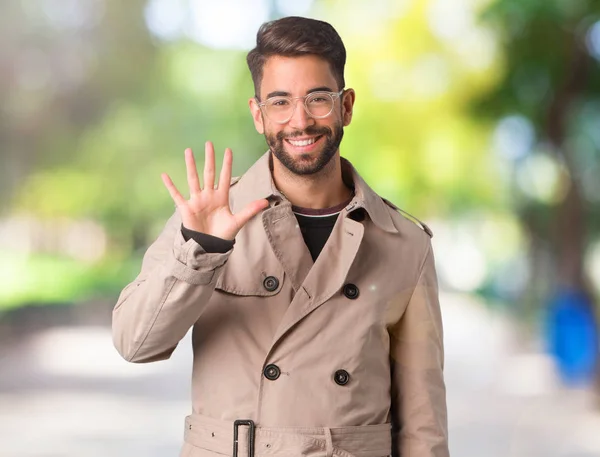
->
[276,125,332,141]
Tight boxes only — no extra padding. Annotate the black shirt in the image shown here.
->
[294,212,339,261]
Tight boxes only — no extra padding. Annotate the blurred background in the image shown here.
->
[1,0,600,456]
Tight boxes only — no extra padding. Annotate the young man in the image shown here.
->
[112,16,449,457]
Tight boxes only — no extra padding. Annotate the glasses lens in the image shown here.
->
[263,93,335,122]
[306,92,334,118]
[265,97,293,123]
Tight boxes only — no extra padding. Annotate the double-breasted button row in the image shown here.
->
[263,276,279,292]
[264,278,357,297]
[263,364,350,386]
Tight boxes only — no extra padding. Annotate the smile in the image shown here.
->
[286,135,323,147]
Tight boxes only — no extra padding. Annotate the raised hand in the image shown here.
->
[161,142,269,241]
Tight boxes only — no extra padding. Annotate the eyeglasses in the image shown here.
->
[256,89,344,124]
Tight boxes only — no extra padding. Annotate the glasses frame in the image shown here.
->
[256,89,344,124]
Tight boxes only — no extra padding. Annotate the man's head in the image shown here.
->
[247,17,355,176]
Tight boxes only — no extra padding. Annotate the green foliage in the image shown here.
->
[473,0,600,305]
[321,0,509,216]
[0,252,141,310]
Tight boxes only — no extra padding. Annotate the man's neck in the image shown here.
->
[271,152,353,209]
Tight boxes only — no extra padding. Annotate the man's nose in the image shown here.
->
[287,100,315,130]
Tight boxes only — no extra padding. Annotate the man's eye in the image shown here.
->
[271,99,290,106]
[309,95,329,103]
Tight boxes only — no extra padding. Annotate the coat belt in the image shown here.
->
[183,414,392,457]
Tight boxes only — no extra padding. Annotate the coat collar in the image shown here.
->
[231,151,398,234]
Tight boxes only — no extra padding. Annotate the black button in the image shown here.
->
[343,283,359,299]
[263,276,279,292]
[264,364,281,381]
[334,369,350,386]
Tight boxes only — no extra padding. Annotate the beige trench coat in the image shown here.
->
[112,152,449,457]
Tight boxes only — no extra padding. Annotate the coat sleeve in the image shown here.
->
[389,240,449,457]
[112,211,231,363]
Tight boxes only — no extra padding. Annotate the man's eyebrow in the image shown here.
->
[266,90,290,98]
[265,86,335,99]
[307,86,334,93]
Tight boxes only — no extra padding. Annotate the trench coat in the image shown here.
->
[112,151,449,457]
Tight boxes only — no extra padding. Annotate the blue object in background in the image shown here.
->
[545,288,599,385]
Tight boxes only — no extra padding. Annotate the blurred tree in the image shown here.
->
[4,1,265,252]
[474,0,600,385]
[0,0,157,212]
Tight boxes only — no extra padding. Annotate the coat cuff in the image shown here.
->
[170,228,231,285]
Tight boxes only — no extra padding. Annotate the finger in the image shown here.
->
[161,173,186,206]
[185,148,201,194]
[217,147,233,193]
[234,199,269,227]
[204,141,216,191]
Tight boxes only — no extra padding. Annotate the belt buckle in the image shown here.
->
[233,419,255,457]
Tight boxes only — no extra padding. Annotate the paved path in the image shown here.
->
[0,292,599,456]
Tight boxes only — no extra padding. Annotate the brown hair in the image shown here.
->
[246,16,346,98]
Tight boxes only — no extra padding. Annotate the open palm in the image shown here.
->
[161,142,268,241]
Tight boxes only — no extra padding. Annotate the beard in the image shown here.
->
[265,123,344,176]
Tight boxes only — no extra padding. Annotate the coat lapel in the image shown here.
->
[262,202,314,294]
[270,213,364,346]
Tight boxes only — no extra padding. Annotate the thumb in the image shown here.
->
[234,199,269,228]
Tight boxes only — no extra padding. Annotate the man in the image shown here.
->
[112,16,449,457]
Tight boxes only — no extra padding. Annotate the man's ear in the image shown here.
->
[249,98,265,134]
[341,89,356,127]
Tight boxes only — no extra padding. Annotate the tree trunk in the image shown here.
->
[546,29,600,394]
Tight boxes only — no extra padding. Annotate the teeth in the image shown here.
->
[288,137,317,147]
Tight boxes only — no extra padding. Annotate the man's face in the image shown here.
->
[249,55,354,176]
